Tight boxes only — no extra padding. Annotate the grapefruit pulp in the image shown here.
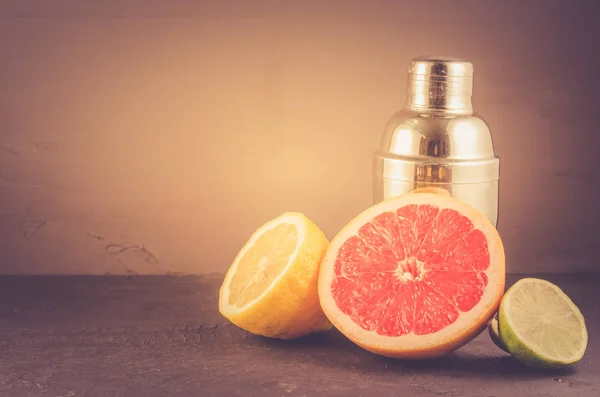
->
[318,192,505,359]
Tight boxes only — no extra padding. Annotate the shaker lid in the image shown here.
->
[408,56,473,78]
[406,56,474,114]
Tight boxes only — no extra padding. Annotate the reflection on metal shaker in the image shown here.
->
[373,56,500,227]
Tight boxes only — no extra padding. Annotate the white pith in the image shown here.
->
[318,193,505,352]
[220,213,306,315]
[394,257,425,281]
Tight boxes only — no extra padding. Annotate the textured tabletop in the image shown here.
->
[0,273,598,397]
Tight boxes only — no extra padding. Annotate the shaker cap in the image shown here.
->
[406,56,474,114]
[408,56,473,79]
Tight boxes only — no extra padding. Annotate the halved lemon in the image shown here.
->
[218,212,332,339]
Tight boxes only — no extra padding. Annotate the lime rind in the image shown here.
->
[488,313,509,353]
[498,278,588,369]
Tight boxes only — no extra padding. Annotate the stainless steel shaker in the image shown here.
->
[373,56,500,227]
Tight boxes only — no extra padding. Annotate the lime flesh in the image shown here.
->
[498,278,588,369]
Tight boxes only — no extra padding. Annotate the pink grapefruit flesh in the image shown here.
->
[318,192,505,359]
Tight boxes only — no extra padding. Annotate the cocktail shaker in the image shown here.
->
[373,56,500,227]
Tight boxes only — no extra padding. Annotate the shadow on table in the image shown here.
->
[254,329,575,380]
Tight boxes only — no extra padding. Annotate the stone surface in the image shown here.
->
[0,273,598,397]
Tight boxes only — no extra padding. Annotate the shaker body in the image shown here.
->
[373,173,499,227]
[373,109,500,227]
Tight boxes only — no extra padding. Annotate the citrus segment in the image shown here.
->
[227,223,297,307]
[423,270,488,312]
[318,193,505,359]
[219,212,333,340]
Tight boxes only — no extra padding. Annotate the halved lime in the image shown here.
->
[498,278,588,369]
[488,313,509,353]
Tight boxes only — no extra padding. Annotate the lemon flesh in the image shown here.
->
[498,278,588,368]
[219,212,332,340]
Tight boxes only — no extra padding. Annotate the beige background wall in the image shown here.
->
[0,0,598,274]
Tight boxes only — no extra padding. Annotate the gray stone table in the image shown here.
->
[0,273,597,397]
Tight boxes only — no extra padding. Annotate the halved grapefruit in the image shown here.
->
[318,191,505,359]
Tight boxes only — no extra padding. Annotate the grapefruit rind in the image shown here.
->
[498,278,588,369]
[219,212,333,340]
[318,193,505,359]
[411,187,452,197]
